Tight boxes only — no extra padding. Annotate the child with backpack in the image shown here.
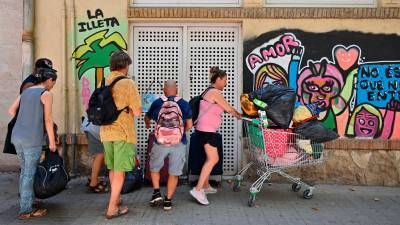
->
[144,80,193,211]
[95,51,141,219]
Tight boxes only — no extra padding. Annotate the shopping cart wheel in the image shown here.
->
[292,183,301,192]
[248,195,256,207]
[303,189,313,199]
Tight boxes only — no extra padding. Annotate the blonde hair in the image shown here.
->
[345,104,383,137]
[255,63,288,89]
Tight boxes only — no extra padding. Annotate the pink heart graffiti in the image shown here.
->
[334,46,360,71]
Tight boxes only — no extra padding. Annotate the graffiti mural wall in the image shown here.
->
[72,2,128,111]
[244,30,400,139]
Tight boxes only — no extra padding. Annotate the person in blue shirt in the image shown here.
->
[144,80,192,211]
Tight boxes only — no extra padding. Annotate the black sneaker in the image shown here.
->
[163,197,172,211]
[149,191,163,206]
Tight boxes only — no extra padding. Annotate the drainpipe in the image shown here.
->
[70,0,79,177]
[62,0,70,174]
[61,134,67,167]
[62,0,68,139]
[22,0,34,79]
[71,133,78,178]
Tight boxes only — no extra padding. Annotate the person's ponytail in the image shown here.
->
[34,68,57,83]
[209,66,226,84]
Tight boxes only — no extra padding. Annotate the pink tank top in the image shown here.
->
[196,99,224,132]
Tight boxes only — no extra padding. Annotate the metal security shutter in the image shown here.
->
[133,27,183,164]
[187,26,240,176]
[132,24,241,176]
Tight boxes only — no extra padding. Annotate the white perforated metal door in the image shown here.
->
[133,27,183,164]
[132,24,241,176]
[187,26,240,176]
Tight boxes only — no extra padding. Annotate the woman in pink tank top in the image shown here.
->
[190,67,241,205]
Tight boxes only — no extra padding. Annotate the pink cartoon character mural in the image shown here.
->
[346,100,400,139]
[297,59,345,131]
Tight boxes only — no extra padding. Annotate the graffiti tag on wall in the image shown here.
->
[77,9,120,32]
[244,30,400,139]
[72,8,127,110]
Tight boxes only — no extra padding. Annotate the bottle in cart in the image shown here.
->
[253,98,267,110]
[258,110,268,128]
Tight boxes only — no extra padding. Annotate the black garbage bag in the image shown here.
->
[34,149,69,199]
[121,166,143,194]
[249,85,296,129]
[294,120,339,143]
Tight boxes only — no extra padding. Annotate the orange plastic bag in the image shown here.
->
[240,94,258,117]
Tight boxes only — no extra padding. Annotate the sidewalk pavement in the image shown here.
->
[0,172,399,225]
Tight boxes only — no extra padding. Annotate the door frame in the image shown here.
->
[129,22,243,178]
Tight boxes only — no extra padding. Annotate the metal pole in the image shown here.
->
[22,0,34,79]
[61,134,67,168]
[71,133,77,178]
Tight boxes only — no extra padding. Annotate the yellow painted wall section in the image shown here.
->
[72,0,128,131]
[35,0,66,132]
[34,0,128,134]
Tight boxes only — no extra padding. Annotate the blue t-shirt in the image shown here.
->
[146,96,192,144]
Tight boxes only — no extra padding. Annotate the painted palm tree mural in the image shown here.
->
[72,29,127,87]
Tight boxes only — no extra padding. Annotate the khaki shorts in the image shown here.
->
[85,132,104,155]
[150,142,186,176]
[103,141,135,172]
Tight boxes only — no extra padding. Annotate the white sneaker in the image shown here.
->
[190,188,209,205]
[203,186,217,194]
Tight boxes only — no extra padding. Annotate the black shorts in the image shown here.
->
[195,130,219,148]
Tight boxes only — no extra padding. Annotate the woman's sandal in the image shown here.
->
[88,183,109,194]
[105,205,129,220]
[18,208,47,220]
[86,178,107,187]
[32,200,41,208]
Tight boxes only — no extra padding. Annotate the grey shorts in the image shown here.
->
[150,142,186,176]
[85,132,104,155]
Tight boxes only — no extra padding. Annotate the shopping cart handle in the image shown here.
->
[241,117,262,126]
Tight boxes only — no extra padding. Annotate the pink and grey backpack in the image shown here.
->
[155,96,184,146]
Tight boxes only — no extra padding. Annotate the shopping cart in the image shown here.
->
[234,117,324,207]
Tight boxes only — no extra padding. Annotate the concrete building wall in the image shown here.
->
[0,0,23,170]
[35,0,66,133]
[22,0,400,138]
